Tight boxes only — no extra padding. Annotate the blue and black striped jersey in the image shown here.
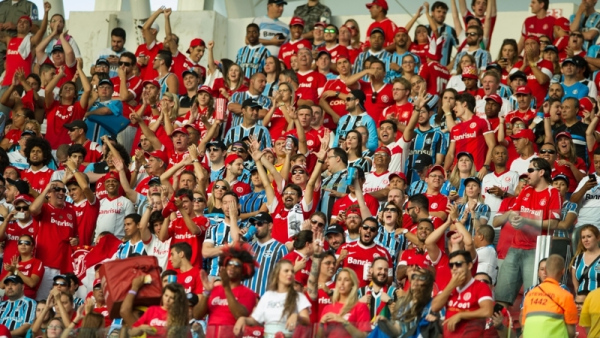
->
[244,238,288,296]
[236,44,271,78]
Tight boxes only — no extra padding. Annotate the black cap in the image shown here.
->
[572,55,587,69]
[51,44,64,54]
[370,27,385,37]
[268,0,288,4]
[249,212,273,224]
[325,223,344,235]
[98,78,114,87]
[349,89,366,110]
[20,130,35,137]
[463,176,481,187]
[412,154,433,171]
[241,98,261,109]
[553,174,569,187]
[317,50,331,60]
[208,140,227,151]
[562,58,576,66]
[182,69,199,78]
[509,70,527,82]
[53,274,69,283]
[4,275,23,285]
[95,58,109,67]
[148,176,161,186]
[187,292,199,306]
[64,120,88,132]
[457,151,474,161]
[544,45,558,54]
[6,178,29,195]
[485,63,502,73]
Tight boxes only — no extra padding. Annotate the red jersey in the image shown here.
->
[278,39,312,69]
[135,175,153,196]
[495,197,517,260]
[337,241,393,287]
[348,46,361,64]
[283,251,311,286]
[317,44,350,64]
[71,198,100,246]
[21,166,54,193]
[177,266,203,293]
[552,158,586,193]
[296,70,327,104]
[4,36,33,86]
[399,248,432,268]
[381,102,414,140]
[521,15,555,40]
[95,173,125,201]
[169,52,190,96]
[42,57,76,87]
[2,218,38,267]
[425,192,449,216]
[410,43,429,64]
[359,80,394,124]
[308,281,334,323]
[267,106,290,139]
[134,41,164,81]
[45,100,86,150]
[206,284,257,337]
[511,60,554,106]
[450,115,493,170]
[0,257,44,299]
[443,278,494,338]
[320,302,371,337]
[419,61,450,96]
[4,129,21,146]
[365,18,398,48]
[34,203,77,272]
[331,194,379,225]
[269,197,312,244]
[509,185,562,249]
[111,74,143,103]
[133,305,168,337]
[505,109,537,123]
[320,78,351,130]
[168,215,209,268]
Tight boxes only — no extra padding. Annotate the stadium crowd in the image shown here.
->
[0,0,599,336]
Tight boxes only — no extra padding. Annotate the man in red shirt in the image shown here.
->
[510,36,553,106]
[495,158,562,307]
[505,86,537,124]
[317,24,349,68]
[296,48,327,102]
[423,166,450,221]
[279,17,312,69]
[359,59,393,124]
[64,159,99,246]
[365,0,398,52]
[331,167,379,225]
[431,250,494,337]
[445,93,496,176]
[21,137,54,193]
[418,37,450,96]
[112,52,143,106]
[135,7,164,80]
[381,77,412,126]
[170,242,203,294]
[65,120,103,165]
[318,54,354,130]
[518,0,554,53]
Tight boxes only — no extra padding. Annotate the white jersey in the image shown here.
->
[574,174,600,229]
[510,154,538,176]
[481,169,519,220]
[386,136,410,173]
[252,15,290,56]
[145,234,171,270]
[95,196,135,240]
[363,170,392,194]
[476,245,498,284]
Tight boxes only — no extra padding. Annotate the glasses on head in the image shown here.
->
[540,149,556,154]
[411,274,427,281]
[527,168,541,173]
[18,240,32,246]
[52,187,67,193]
[193,198,205,203]
[383,208,398,213]
[324,29,337,34]
[361,225,379,232]
[53,282,67,287]
[14,206,28,212]
[448,261,465,269]
[466,32,479,37]
[214,184,227,191]
[292,170,306,175]
[227,260,242,267]
[118,61,132,67]
[311,219,325,227]
[371,92,378,104]
[345,96,356,102]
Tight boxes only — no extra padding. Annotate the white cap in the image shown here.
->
[137,21,160,33]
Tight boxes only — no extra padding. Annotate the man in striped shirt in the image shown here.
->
[228,74,272,127]
[353,27,392,76]
[0,275,36,336]
[224,99,272,150]
[320,147,349,221]
[451,25,491,74]
[427,2,458,67]
[236,23,271,78]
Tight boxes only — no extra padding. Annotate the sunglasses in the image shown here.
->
[411,274,427,281]
[383,208,398,213]
[466,32,479,37]
[231,147,246,153]
[311,219,325,227]
[345,97,357,102]
[540,149,556,154]
[371,92,378,104]
[15,206,28,212]
[527,168,541,173]
[52,187,67,193]
[292,170,306,175]
[571,33,583,38]
[324,29,337,34]
[214,184,227,191]
[53,282,67,286]
[448,261,465,269]
[254,221,267,227]
[362,225,379,232]
[193,198,205,203]
[18,240,32,246]
[118,61,132,67]
[227,260,242,267]
[209,147,221,152]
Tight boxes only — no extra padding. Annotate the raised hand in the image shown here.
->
[164,8,172,17]
[44,1,51,12]
[207,41,214,50]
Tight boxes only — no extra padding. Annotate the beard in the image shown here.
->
[372,274,387,287]
[29,159,43,167]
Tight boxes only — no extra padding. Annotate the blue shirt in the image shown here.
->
[553,201,577,239]
[85,100,124,144]
[320,169,349,221]
[204,220,237,276]
[236,44,271,78]
[333,113,378,151]
[387,52,420,84]
[0,297,36,331]
[353,50,392,81]
[244,238,288,296]
[570,12,600,50]
[229,91,272,127]
[224,124,272,150]
[428,24,458,67]
[561,81,590,100]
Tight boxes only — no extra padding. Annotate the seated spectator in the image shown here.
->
[0,275,37,336]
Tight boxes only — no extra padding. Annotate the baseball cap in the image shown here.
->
[457,152,474,161]
[555,17,570,32]
[171,127,189,136]
[20,130,35,137]
[369,27,385,38]
[268,0,288,4]
[555,131,572,140]
[104,171,119,182]
[137,21,160,33]
[18,15,32,25]
[464,176,481,187]
[325,224,344,235]
[6,179,29,195]
[510,129,536,143]
[580,97,594,113]
[553,174,569,187]
[525,35,540,45]
[289,16,305,27]
[413,154,433,171]
[427,165,446,179]
[317,50,331,60]
[95,58,110,67]
[51,45,64,54]
[148,176,161,186]
[197,85,212,95]
[462,65,478,80]
[4,275,23,285]
[394,27,408,35]
[53,274,69,283]
[242,99,261,109]
[208,140,227,151]
[144,150,169,164]
[249,212,273,224]
[13,194,33,205]
[182,69,199,78]
[389,172,407,183]
[291,164,307,174]
[63,120,88,132]
[93,278,102,288]
[562,58,576,67]
[515,86,532,95]
[142,79,160,89]
[366,0,389,10]
[186,38,206,53]
[572,55,588,69]
[544,45,559,54]
[224,154,241,167]
[98,78,114,87]
[509,70,527,82]
[314,21,327,28]
[485,94,503,107]
[510,116,526,125]
[349,89,366,110]
[374,146,391,157]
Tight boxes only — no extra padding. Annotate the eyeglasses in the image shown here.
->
[476,278,492,285]
[118,61,132,67]
[570,33,583,38]
[231,147,246,153]
[193,198,205,203]
[345,97,356,102]
[361,225,379,232]
[411,274,427,281]
[371,92,378,104]
[292,170,306,175]
[466,32,479,37]
[15,206,28,212]
[282,191,298,196]
[527,168,541,173]
[428,174,444,179]
[311,219,325,227]
[406,207,416,212]
[52,187,67,193]
[383,208,398,213]
[324,29,337,34]
[227,260,242,267]
[53,282,67,286]
[254,221,267,227]
[448,261,465,269]
[540,149,556,154]
[214,184,227,191]
[47,325,63,330]
[18,240,32,246]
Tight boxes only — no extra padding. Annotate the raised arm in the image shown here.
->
[113,157,139,204]
[58,30,76,68]
[206,41,217,75]
[424,3,438,35]
[77,58,92,110]
[29,182,53,216]
[354,177,373,219]
[304,134,329,206]
[142,7,164,47]
[35,25,56,64]
[450,0,464,37]
[424,217,452,262]
[482,0,495,49]
[251,144,275,206]
[130,109,162,151]
[405,6,424,33]
[586,112,599,152]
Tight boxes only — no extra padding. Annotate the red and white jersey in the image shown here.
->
[207,180,252,198]
[169,52,191,96]
[332,194,380,222]
[3,35,33,86]
[449,115,493,170]
[481,169,520,220]
[381,102,414,140]
[296,70,327,103]
[168,215,209,268]
[134,41,164,81]
[283,250,311,286]
[337,241,393,288]
[320,78,351,130]
[398,248,432,267]
[110,75,143,102]
[285,128,322,154]
[419,61,451,96]
[177,266,204,294]
[278,39,312,69]
[134,175,153,196]
[42,57,77,88]
[359,80,394,125]
[385,136,410,174]
[425,192,449,216]
[34,203,77,272]
[364,18,398,48]
[505,109,537,123]
[21,166,54,193]
[510,59,553,106]
[78,140,103,164]
[2,219,38,265]
[363,171,391,194]
[267,195,312,244]
[510,185,562,250]
[0,257,44,299]
[96,196,135,240]
[71,198,100,246]
[443,278,494,338]
[317,44,350,64]
[521,15,555,41]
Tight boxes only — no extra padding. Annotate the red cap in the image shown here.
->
[525,35,540,45]
[186,38,206,53]
[263,147,276,157]
[374,146,391,157]
[515,86,532,95]
[389,172,407,183]
[290,16,305,27]
[405,254,430,268]
[555,131,572,140]
[104,171,119,182]
[580,97,594,113]
[142,79,160,89]
[366,0,389,10]
[510,116,526,125]
[93,279,102,287]
[485,94,503,106]
[461,65,478,80]
[511,128,536,143]
[184,124,198,132]
[144,150,169,164]
[346,205,361,216]
[314,21,327,28]
[394,27,408,35]
[13,194,33,205]
[427,165,446,179]
[336,54,351,62]
[225,154,242,167]
[18,15,32,25]
[555,17,570,32]
[171,127,189,136]
[198,85,212,95]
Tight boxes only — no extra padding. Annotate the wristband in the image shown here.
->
[202,290,211,297]
[128,290,137,296]
[444,112,452,116]
[317,159,325,164]
[544,113,551,118]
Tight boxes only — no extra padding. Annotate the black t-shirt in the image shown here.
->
[179,94,197,109]
[553,121,589,164]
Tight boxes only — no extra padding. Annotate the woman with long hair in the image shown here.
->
[447,54,476,92]
[400,54,418,82]
[441,152,476,201]
[30,300,56,338]
[434,88,458,134]
[204,179,231,225]
[42,318,64,338]
[60,299,104,338]
[317,268,370,338]
[496,39,519,84]
[344,19,363,51]
[454,177,491,234]
[283,230,314,289]
[408,25,431,63]
[263,55,282,97]
[356,126,374,159]
[345,130,371,172]
[264,82,296,139]
[571,225,600,293]
[206,41,247,100]
[554,132,586,194]
[234,259,311,337]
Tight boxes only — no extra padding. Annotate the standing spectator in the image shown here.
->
[236,24,271,78]
[451,25,491,74]
[253,0,289,57]
[320,148,349,222]
[93,27,127,78]
[35,30,77,88]
[228,75,272,128]
[358,59,393,124]
[580,286,600,337]
[317,24,349,68]
[184,38,207,81]
[510,128,538,176]
[428,1,458,67]
[65,158,99,246]
[571,224,600,294]
[558,99,589,163]
[21,137,54,193]
[135,7,164,81]
[65,120,102,165]
[0,0,39,74]
[94,171,134,240]
[365,0,397,52]
[522,254,578,337]
[202,193,241,278]
[571,148,600,230]
[474,225,498,284]
[294,0,332,40]
[518,0,554,53]
[332,90,378,151]
[0,275,36,337]
[170,242,203,294]
[561,58,589,99]
[570,0,600,51]
[153,50,178,98]
[0,193,37,266]
[353,28,391,76]
[224,99,272,149]
[510,36,553,105]
[278,17,311,69]
[481,144,519,221]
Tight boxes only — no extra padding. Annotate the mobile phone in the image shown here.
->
[493,303,503,314]
[501,58,508,62]
[347,166,356,186]
[590,174,597,182]
[275,33,285,40]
